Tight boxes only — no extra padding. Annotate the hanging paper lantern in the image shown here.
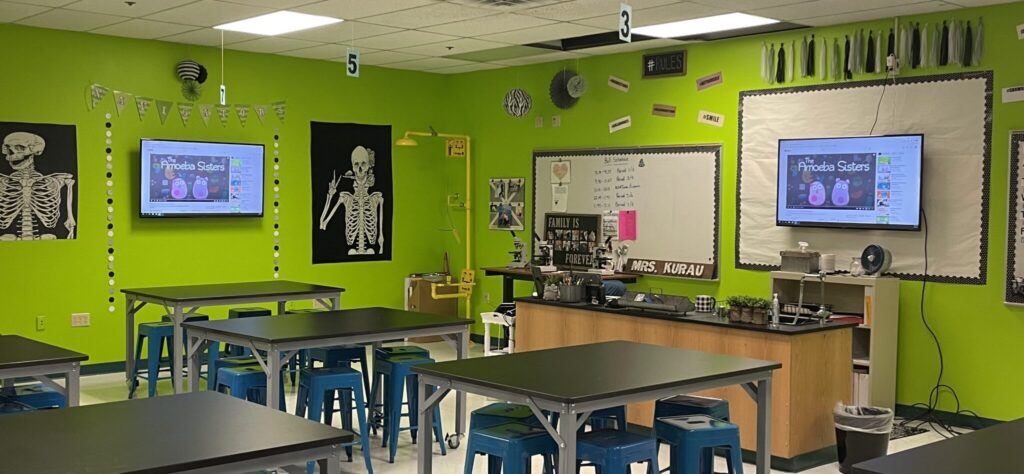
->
[181,79,202,101]
[567,74,587,98]
[176,59,201,82]
[503,88,532,117]
[196,65,208,84]
[549,70,580,109]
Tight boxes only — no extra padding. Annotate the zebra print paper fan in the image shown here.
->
[503,88,532,117]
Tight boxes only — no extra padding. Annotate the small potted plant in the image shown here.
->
[725,295,746,322]
[543,275,561,301]
[750,297,772,325]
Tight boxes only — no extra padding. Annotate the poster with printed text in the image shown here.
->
[310,122,393,264]
[1006,132,1024,303]
[0,122,78,241]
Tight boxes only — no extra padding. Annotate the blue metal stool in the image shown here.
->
[548,405,627,432]
[161,314,221,391]
[308,344,370,396]
[471,403,546,473]
[369,346,430,435]
[130,322,174,398]
[656,415,743,474]
[215,365,286,411]
[375,345,430,359]
[295,366,373,474]
[5,384,64,409]
[576,429,660,474]
[370,354,446,463]
[225,307,271,356]
[284,308,326,385]
[210,355,258,389]
[463,422,557,474]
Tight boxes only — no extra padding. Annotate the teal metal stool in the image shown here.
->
[656,415,743,474]
[215,365,286,411]
[209,355,258,389]
[654,396,731,472]
[130,322,174,398]
[369,345,431,435]
[225,307,271,356]
[308,344,370,396]
[576,429,660,474]
[160,314,221,391]
[295,366,373,474]
[463,422,557,474]
[471,403,546,473]
[371,354,446,463]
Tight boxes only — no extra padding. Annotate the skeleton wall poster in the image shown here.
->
[310,122,393,263]
[0,122,78,241]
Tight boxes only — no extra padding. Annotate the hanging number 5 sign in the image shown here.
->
[347,48,360,78]
[619,3,632,43]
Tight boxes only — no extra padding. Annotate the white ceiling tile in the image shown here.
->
[281,43,373,59]
[384,56,477,71]
[218,0,319,8]
[492,50,588,66]
[574,2,726,29]
[0,2,48,22]
[796,1,960,26]
[143,0,273,27]
[575,37,683,54]
[520,0,678,21]
[752,0,922,22]
[280,20,398,42]
[690,0,807,10]
[359,50,430,65]
[293,0,439,20]
[477,22,605,44]
[228,36,321,53]
[16,8,126,30]
[158,27,260,46]
[360,2,496,29]
[421,12,556,36]
[432,62,506,74]
[62,0,194,17]
[350,29,457,49]
[7,0,75,6]
[91,18,198,38]
[398,37,508,57]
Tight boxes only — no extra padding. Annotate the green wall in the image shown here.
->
[450,2,1024,421]
[1,0,1022,422]
[0,24,461,364]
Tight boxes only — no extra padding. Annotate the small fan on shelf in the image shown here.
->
[860,244,892,276]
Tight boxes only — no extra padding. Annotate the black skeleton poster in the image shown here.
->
[0,122,78,241]
[310,122,392,263]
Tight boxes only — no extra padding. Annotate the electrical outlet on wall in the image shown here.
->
[35,315,46,331]
[71,312,91,327]
[551,115,561,127]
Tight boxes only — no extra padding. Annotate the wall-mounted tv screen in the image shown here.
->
[776,134,923,231]
[140,139,264,217]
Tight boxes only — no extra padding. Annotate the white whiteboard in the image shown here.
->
[533,145,721,279]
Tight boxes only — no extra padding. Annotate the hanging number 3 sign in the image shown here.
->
[347,48,360,78]
[619,3,632,43]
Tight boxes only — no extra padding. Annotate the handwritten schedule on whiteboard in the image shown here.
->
[533,145,721,280]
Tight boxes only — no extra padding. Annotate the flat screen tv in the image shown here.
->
[776,134,923,231]
[140,139,265,217]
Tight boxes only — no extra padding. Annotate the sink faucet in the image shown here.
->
[797,271,831,326]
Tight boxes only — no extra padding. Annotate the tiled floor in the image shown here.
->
[77,341,948,473]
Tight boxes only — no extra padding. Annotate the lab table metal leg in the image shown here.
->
[172,304,185,394]
[756,375,773,474]
[66,363,80,407]
[417,379,438,474]
[267,347,283,410]
[556,404,579,474]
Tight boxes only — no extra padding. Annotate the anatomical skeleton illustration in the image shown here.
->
[0,132,76,240]
[319,146,384,255]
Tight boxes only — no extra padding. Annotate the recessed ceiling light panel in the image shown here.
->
[215,11,342,36]
[633,13,778,39]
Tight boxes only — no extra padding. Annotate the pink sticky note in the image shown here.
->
[618,209,637,241]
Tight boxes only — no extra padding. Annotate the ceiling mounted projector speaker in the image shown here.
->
[860,244,892,276]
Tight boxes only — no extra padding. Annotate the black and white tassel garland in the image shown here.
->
[865,31,876,73]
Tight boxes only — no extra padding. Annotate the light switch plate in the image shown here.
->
[534,116,544,128]
[71,312,91,327]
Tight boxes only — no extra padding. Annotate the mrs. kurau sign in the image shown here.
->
[625,258,715,279]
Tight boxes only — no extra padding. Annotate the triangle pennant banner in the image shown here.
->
[112,91,131,116]
[216,104,231,127]
[254,104,268,125]
[135,96,153,121]
[156,100,173,125]
[177,103,193,126]
[235,104,250,127]
[272,101,286,123]
[89,84,109,110]
[198,104,212,126]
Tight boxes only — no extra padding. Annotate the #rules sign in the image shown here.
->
[625,258,715,279]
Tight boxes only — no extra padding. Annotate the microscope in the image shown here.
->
[531,232,557,272]
[506,231,528,269]
[589,236,615,275]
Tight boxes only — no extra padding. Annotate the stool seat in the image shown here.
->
[472,402,542,429]
[656,415,742,474]
[464,422,557,474]
[216,365,286,411]
[4,384,64,410]
[655,395,730,421]
[576,429,659,474]
[375,345,430,359]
